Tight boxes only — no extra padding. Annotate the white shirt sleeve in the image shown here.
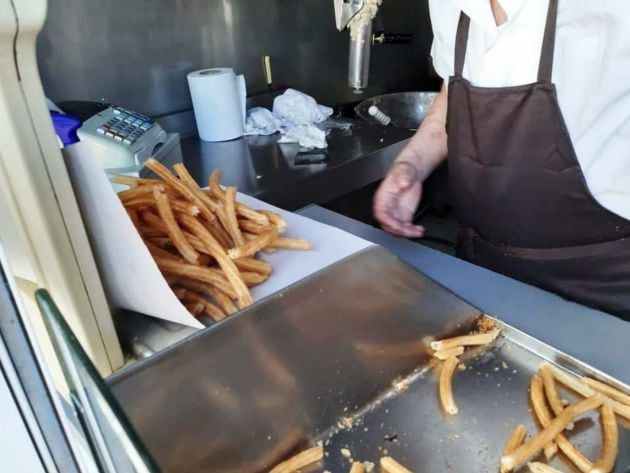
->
[428,0,458,81]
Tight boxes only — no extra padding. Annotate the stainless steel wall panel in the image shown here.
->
[37,0,435,125]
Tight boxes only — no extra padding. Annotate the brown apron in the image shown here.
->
[447,0,630,320]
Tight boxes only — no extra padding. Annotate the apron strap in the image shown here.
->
[538,0,559,83]
[454,0,559,82]
[454,12,471,77]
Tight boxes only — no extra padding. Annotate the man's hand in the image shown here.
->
[373,161,425,238]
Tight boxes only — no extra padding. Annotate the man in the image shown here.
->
[373,0,630,319]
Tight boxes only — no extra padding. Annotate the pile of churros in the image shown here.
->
[499,363,627,473]
[430,320,501,415]
[113,158,312,321]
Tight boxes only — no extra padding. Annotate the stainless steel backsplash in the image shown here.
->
[37,0,435,132]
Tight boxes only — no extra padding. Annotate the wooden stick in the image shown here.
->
[500,396,602,472]
[591,404,619,473]
[431,330,500,351]
[269,446,323,473]
[439,356,459,415]
[380,456,412,473]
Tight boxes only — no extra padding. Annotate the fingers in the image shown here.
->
[373,196,425,237]
[373,189,409,233]
[373,171,424,237]
[382,221,425,238]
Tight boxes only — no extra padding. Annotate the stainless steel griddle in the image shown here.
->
[108,246,630,473]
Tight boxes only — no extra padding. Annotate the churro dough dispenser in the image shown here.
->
[334,0,383,94]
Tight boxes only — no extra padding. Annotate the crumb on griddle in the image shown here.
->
[476,315,499,334]
[337,416,353,430]
[392,377,410,392]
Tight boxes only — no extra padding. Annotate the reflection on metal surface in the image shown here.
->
[355,91,439,129]
[169,121,412,210]
[109,245,630,472]
[109,246,481,472]
[37,0,435,135]
[320,320,630,472]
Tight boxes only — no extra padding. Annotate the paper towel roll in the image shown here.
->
[187,68,246,142]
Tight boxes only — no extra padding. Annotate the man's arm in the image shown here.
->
[372,85,449,237]
[394,84,448,181]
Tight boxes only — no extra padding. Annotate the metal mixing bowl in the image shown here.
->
[355,91,439,129]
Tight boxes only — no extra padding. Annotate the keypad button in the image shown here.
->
[96,127,105,134]
[105,130,116,138]
[113,134,123,141]
[123,137,133,145]
[113,108,121,115]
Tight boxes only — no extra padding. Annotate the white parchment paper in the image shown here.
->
[64,141,372,329]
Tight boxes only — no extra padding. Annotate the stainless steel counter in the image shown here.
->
[113,206,630,384]
[159,120,413,210]
[109,243,630,473]
[300,206,630,384]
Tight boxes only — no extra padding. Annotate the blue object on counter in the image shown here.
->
[50,111,82,146]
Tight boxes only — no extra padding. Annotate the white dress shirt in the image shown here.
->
[429,0,630,220]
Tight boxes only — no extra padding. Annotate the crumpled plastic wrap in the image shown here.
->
[244,88,334,149]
